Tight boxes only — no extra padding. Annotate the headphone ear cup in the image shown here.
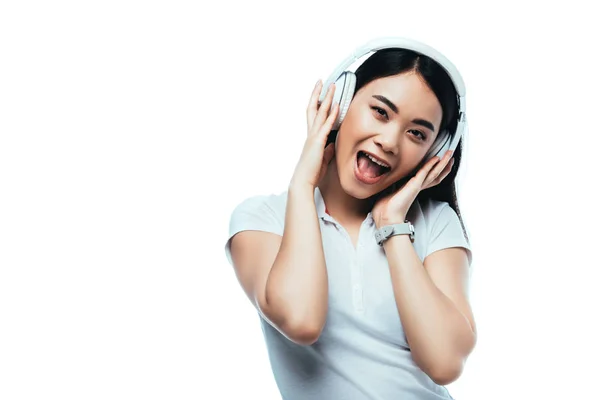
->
[422,131,450,165]
[330,71,356,131]
[424,119,464,163]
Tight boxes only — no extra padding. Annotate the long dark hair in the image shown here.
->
[353,48,469,241]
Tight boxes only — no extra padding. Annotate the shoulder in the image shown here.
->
[419,197,458,222]
[414,197,473,265]
[229,189,288,220]
[224,189,288,266]
[227,189,289,236]
[412,197,458,229]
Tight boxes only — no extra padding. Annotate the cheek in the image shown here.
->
[348,107,375,133]
[336,109,371,150]
[391,148,427,179]
[334,130,353,168]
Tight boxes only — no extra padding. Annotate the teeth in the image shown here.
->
[365,153,390,169]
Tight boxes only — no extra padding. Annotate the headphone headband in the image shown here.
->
[319,36,468,165]
[322,36,466,115]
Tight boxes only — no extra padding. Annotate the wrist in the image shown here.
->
[382,232,411,244]
[374,219,415,246]
[376,214,407,229]
[288,180,316,198]
[288,177,315,192]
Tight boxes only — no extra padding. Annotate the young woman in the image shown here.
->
[225,38,476,400]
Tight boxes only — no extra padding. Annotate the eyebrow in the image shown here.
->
[372,95,436,132]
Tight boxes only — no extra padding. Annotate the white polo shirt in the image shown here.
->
[225,187,472,400]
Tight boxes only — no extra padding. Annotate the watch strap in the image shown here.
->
[374,221,415,245]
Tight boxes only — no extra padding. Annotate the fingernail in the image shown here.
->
[315,79,321,87]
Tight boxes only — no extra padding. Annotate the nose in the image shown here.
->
[372,130,399,156]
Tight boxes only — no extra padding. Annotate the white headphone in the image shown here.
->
[319,37,467,162]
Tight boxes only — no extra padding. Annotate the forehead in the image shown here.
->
[359,73,443,125]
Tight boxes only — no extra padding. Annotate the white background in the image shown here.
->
[1,1,599,399]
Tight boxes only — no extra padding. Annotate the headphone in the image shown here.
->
[318,37,467,163]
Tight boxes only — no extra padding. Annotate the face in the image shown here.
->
[334,71,444,199]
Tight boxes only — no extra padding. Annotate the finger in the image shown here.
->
[425,157,454,189]
[316,83,336,124]
[425,167,450,189]
[307,80,322,131]
[415,155,443,184]
[319,102,339,140]
[426,151,453,183]
[312,83,336,132]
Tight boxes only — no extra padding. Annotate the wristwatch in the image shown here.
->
[374,221,415,245]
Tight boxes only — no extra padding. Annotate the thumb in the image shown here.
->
[323,142,335,165]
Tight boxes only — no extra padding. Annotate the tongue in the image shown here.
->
[357,153,385,178]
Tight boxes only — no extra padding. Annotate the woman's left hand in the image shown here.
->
[372,150,455,228]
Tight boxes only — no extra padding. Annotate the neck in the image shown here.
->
[317,156,374,224]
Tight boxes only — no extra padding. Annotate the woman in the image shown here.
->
[225,39,476,400]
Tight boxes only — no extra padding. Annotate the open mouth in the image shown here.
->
[354,151,391,184]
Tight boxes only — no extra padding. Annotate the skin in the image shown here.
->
[230,72,476,386]
[318,71,477,384]
[319,71,445,225]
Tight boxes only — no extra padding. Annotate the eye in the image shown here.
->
[371,106,388,120]
[409,129,426,141]
[371,105,427,141]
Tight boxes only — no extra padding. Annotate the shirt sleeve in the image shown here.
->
[425,202,473,267]
[224,195,284,267]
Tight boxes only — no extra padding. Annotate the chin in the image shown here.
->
[338,167,389,200]
[340,181,373,200]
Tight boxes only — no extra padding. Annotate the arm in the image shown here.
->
[229,184,328,345]
[383,235,476,385]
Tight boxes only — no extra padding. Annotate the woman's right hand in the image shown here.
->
[290,80,340,189]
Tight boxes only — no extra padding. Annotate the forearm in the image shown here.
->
[263,183,328,342]
[383,235,475,382]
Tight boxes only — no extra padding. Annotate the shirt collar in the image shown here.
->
[314,186,374,226]
[314,186,332,222]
